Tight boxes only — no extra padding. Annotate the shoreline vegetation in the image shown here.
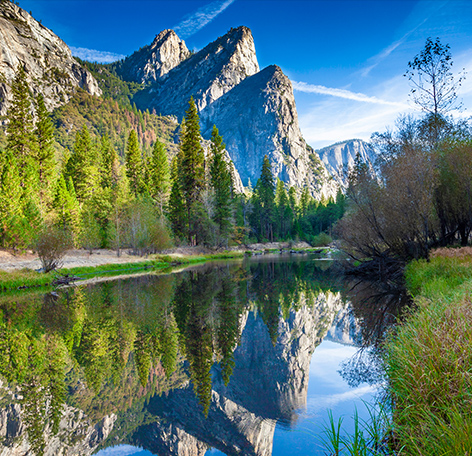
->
[384,247,472,455]
[0,242,330,293]
[321,247,472,455]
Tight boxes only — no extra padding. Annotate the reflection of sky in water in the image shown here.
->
[97,445,153,456]
[206,340,378,456]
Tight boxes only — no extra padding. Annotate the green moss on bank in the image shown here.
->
[386,254,472,455]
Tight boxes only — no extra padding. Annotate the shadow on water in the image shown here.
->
[0,254,410,456]
[338,276,412,388]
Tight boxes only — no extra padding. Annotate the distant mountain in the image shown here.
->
[122,26,336,198]
[132,26,260,117]
[200,65,335,197]
[112,29,190,84]
[316,139,378,188]
[0,0,100,115]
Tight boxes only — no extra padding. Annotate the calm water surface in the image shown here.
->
[0,254,404,456]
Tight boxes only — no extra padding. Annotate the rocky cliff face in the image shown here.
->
[114,29,190,83]
[0,0,101,116]
[316,139,378,189]
[134,26,259,117]
[0,380,115,456]
[200,65,336,197]
[128,26,335,197]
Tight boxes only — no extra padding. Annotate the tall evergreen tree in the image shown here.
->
[125,130,143,197]
[209,125,233,243]
[34,93,55,207]
[299,186,312,218]
[65,125,99,202]
[100,133,119,189]
[253,155,275,241]
[168,155,187,241]
[148,139,170,213]
[0,150,23,248]
[52,174,80,237]
[6,64,35,188]
[179,98,205,242]
[275,179,293,239]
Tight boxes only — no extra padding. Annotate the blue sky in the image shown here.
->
[18,0,472,148]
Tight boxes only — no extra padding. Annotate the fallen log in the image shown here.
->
[52,274,83,286]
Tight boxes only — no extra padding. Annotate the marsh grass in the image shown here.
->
[321,402,393,456]
[385,253,472,455]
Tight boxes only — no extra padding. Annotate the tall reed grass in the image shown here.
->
[385,253,472,455]
[320,402,393,455]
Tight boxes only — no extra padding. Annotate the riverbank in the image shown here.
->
[0,241,320,292]
[385,247,472,455]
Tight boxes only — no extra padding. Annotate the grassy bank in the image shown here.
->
[0,251,245,293]
[385,249,472,455]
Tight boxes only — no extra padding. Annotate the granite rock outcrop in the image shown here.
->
[128,26,335,197]
[317,139,378,189]
[0,0,101,115]
[113,29,190,83]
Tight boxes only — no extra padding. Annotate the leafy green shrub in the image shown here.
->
[310,232,333,247]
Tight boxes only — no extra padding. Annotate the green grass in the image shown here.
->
[320,402,392,456]
[385,254,472,455]
[0,251,245,293]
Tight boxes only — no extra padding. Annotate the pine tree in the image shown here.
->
[0,150,23,248]
[65,125,99,202]
[209,125,233,244]
[100,133,119,189]
[53,174,80,237]
[168,155,187,241]
[6,64,35,188]
[148,139,170,213]
[256,155,275,241]
[299,186,311,218]
[34,93,56,208]
[179,98,205,242]
[275,179,293,239]
[125,130,143,197]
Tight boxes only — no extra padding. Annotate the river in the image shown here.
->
[0,253,405,456]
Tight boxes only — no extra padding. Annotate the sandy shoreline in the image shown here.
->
[0,242,312,272]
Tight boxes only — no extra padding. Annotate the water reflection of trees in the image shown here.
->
[0,257,343,453]
[173,266,244,416]
[338,278,411,387]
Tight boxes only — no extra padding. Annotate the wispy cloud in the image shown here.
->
[360,17,429,78]
[292,81,408,108]
[294,73,417,148]
[306,385,378,412]
[70,46,125,63]
[173,0,236,39]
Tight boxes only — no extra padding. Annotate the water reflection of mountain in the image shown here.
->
[0,255,367,456]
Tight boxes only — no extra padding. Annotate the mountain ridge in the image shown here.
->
[123,26,336,197]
